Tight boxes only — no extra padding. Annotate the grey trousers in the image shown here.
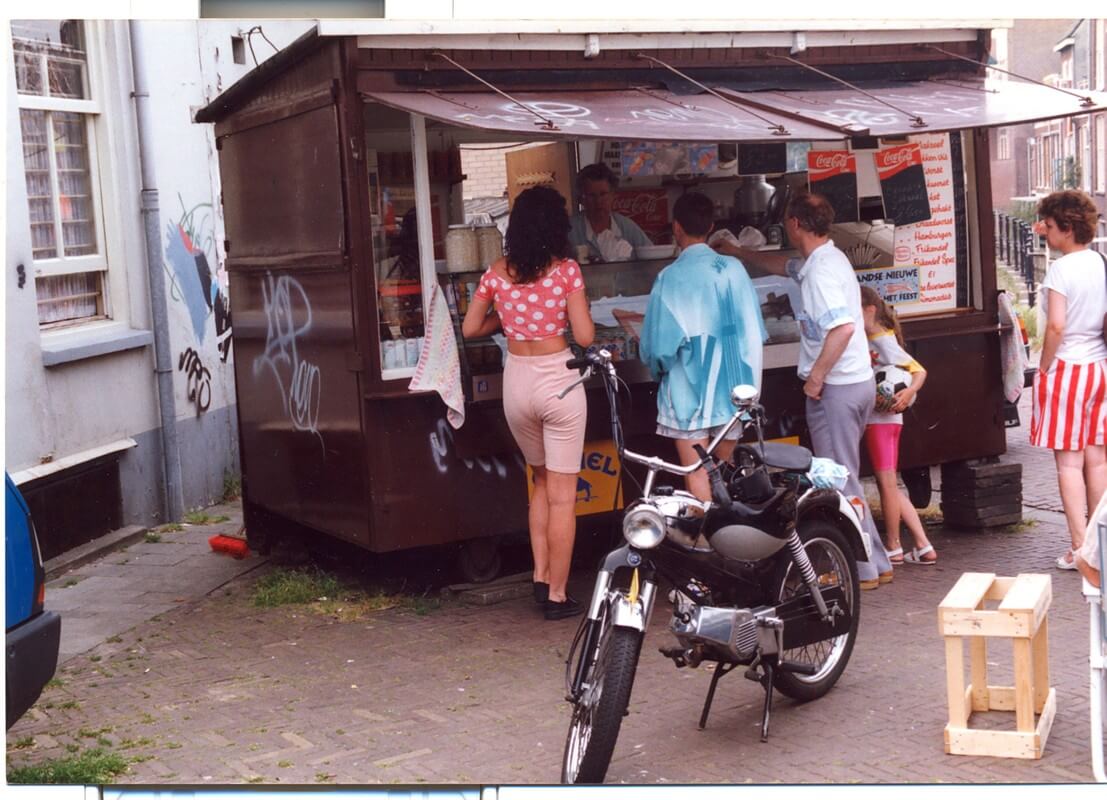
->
[806,378,892,582]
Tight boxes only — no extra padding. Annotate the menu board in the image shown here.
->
[807,150,859,223]
[890,133,958,313]
[613,188,671,244]
[738,143,787,176]
[875,142,931,225]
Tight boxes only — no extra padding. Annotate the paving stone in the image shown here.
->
[5,400,1103,785]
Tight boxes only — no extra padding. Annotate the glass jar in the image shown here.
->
[445,224,479,273]
[475,222,503,266]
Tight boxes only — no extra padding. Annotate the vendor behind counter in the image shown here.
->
[569,162,653,263]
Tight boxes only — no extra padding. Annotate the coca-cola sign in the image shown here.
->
[614,189,670,242]
[875,143,924,179]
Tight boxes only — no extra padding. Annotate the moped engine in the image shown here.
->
[669,592,781,662]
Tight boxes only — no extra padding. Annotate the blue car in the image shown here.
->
[6,473,61,729]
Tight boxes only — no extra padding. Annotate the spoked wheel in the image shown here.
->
[561,601,642,784]
[770,519,860,701]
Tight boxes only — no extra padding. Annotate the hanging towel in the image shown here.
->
[997,290,1028,404]
[409,285,466,428]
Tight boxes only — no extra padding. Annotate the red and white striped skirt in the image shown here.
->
[1031,358,1107,451]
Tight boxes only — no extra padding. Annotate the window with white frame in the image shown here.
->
[997,127,1010,161]
[1097,114,1106,194]
[12,20,108,328]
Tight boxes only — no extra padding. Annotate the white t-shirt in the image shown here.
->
[788,241,874,385]
[1041,249,1107,364]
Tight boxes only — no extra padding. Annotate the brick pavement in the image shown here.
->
[6,413,1102,785]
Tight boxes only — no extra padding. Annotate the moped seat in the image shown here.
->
[757,442,812,473]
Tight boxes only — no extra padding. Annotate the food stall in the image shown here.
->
[195,21,1107,577]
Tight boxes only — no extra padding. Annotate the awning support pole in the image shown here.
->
[762,51,928,129]
[923,44,1095,108]
[635,53,790,136]
[429,52,560,130]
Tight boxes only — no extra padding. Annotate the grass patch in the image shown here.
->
[158,523,184,533]
[13,737,35,750]
[58,700,80,710]
[316,772,335,783]
[252,568,342,608]
[63,579,79,588]
[45,677,64,689]
[143,532,162,544]
[7,748,129,784]
[252,567,443,618]
[223,472,242,502]
[184,511,231,525]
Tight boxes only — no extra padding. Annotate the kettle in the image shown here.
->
[733,175,781,231]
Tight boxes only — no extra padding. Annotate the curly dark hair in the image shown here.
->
[1037,190,1099,244]
[504,186,571,283]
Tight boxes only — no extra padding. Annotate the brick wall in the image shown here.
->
[460,143,546,199]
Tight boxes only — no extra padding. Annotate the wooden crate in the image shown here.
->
[937,572,1054,759]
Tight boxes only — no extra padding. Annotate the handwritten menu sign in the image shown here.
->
[855,266,921,305]
[891,133,958,313]
[875,143,930,225]
[738,143,787,176]
[807,150,859,223]
[614,189,671,244]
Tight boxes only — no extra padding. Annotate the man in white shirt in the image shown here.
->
[568,163,653,263]
[717,191,893,589]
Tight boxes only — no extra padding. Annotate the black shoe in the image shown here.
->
[544,596,583,620]
[533,581,549,604]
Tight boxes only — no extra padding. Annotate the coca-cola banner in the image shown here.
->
[891,133,958,313]
[875,143,930,225]
[613,189,671,244]
[807,150,859,223]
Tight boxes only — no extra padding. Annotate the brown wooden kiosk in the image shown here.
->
[195,20,1107,579]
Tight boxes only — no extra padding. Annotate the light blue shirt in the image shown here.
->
[640,243,767,431]
[568,212,653,261]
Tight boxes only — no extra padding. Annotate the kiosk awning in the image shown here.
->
[363,80,1107,142]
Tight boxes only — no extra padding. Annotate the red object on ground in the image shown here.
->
[209,534,249,559]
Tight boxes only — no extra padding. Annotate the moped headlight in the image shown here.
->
[623,502,665,549]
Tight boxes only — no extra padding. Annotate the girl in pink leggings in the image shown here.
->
[860,287,937,566]
[462,186,595,620]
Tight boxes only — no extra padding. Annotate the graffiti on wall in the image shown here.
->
[165,196,233,362]
[429,417,521,479]
[252,273,324,453]
[178,347,212,415]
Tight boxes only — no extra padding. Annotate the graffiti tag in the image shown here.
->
[252,273,324,452]
[178,347,212,414]
[165,196,233,362]
[429,418,519,479]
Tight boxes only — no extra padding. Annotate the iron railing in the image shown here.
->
[994,210,1041,307]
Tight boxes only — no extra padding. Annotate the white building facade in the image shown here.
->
[5,19,312,556]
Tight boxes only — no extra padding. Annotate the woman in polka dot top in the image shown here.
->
[462,186,595,620]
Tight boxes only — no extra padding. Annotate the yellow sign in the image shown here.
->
[527,439,623,517]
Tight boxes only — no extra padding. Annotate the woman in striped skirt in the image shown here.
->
[1030,190,1107,570]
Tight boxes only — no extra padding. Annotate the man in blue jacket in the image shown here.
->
[640,192,766,501]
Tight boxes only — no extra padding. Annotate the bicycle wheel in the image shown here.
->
[770,519,860,701]
[561,615,642,784]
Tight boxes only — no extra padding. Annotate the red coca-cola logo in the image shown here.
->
[813,153,850,171]
[617,195,663,216]
[879,147,917,170]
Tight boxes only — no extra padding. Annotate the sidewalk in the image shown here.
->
[5,404,1100,784]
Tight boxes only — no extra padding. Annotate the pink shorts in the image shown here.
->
[503,349,587,474]
[864,423,902,472]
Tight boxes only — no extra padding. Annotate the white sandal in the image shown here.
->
[1055,550,1078,571]
[903,544,937,565]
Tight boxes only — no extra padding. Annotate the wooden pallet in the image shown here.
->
[938,572,1055,759]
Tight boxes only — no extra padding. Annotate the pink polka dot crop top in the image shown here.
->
[473,259,585,341]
